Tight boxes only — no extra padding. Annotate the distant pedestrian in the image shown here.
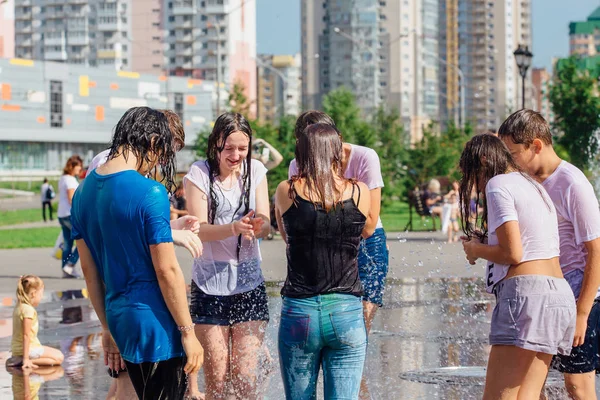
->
[40,178,55,222]
[58,155,83,278]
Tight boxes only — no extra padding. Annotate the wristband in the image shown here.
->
[178,323,195,333]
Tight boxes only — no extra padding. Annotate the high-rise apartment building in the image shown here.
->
[569,7,600,57]
[13,0,163,74]
[0,0,15,58]
[440,0,532,132]
[532,67,552,122]
[256,53,301,124]
[163,0,257,114]
[301,0,440,142]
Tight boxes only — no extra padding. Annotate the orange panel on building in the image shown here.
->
[186,95,197,105]
[1,83,10,100]
[110,83,119,90]
[1,104,20,112]
[37,116,46,123]
[95,106,105,121]
[89,81,97,88]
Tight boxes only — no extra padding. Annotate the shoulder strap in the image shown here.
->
[354,182,361,207]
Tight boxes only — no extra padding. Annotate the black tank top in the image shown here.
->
[281,182,366,298]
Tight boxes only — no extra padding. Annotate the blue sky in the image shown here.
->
[256,0,600,70]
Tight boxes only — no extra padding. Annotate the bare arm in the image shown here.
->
[255,138,284,170]
[253,177,270,239]
[362,187,381,238]
[355,182,372,229]
[22,317,33,365]
[77,240,109,329]
[275,181,292,244]
[67,188,76,205]
[184,179,254,242]
[463,221,523,265]
[576,238,600,319]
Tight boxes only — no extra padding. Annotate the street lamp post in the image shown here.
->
[513,44,533,109]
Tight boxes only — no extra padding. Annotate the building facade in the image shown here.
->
[301,0,440,142]
[532,67,552,122]
[0,57,214,174]
[0,0,15,59]
[256,53,301,124]
[569,7,600,57]
[439,0,532,132]
[13,0,163,74]
[163,0,257,115]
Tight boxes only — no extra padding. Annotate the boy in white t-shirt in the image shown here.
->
[499,109,600,399]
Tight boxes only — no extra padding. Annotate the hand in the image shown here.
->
[461,237,479,265]
[573,313,589,347]
[172,230,203,258]
[250,217,265,237]
[171,215,200,234]
[253,138,265,146]
[102,329,125,372]
[232,211,255,240]
[181,331,204,375]
[21,359,37,370]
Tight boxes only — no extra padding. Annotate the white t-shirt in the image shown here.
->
[184,159,268,296]
[542,161,600,275]
[289,144,385,229]
[87,149,110,173]
[485,172,560,293]
[58,174,79,218]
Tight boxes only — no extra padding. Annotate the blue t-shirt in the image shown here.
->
[70,170,184,363]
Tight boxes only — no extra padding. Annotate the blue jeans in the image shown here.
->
[278,293,367,400]
[58,216,79,268]
[358,228,389,306]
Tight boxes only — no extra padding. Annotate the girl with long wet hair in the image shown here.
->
[70,107,204,399]
[184,112,271,399]
[459,133,576,399]
[275,123,374,399]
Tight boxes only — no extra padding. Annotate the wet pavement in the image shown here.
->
[0,278,595,399]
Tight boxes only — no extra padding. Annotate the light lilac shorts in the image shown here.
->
[490,275,576,355]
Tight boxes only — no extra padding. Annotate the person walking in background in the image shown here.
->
[184,112,271,400]
[498,110,600,400]
[40,178,55,222]
[71,107,203,399]
[6,275,64,369]
[276,123,374,399]
[58,155,83,278]
[460,134,576,399]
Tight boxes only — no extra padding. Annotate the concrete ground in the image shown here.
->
[0,230,481,297]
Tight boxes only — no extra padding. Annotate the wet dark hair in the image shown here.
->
[458,133,547,240]
[107,107,177,193]
[291,123,346,211]
[294,110,337,140]
[497,109,552,148]
[206,112,253,257]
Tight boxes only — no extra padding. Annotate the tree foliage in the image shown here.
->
[549,57,600,172]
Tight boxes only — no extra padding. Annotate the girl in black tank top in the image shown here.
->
[274,123,371,399]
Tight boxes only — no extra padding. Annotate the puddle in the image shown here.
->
[0,280,594,399]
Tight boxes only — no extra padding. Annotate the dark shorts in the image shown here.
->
[124,357,187,400]
[358,228,389,307]
[552,300,600,374]
[190,281,270,326]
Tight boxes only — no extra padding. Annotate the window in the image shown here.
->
[49,80,63,128]
[122,58,128,65]
[174,93,184,121]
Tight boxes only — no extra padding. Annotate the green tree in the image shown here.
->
[549,56,600,172]
[322,87,362,143]
[228,81,252,119]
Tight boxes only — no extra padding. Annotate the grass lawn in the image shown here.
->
[380,201,436,232]
[0,227,60,249]
[0,180,59,194]
[0,206,57,227]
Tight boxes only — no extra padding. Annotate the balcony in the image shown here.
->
[176,47,193,56]
[69,36,90,46]
[97,49,118,59]
[98,22,118,31]
[44,36,65,46]
[15,25,32,33]
[45,50,68,61]
[175,33,193,42]
[14,9,32,20]
[44,10,67,19]
[172,4,194,16]
[17,39,33,47]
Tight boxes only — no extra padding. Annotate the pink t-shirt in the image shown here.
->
[288,144,384,228]
[484,172,560,293]
[542,161,600,276]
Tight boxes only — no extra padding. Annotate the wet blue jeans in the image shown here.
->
[58,216,79,268]
[278,293,367,400]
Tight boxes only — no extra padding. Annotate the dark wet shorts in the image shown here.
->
[107,367,127,379]
[358,228,389,307]
[491,275,576,355]
[124,356,187,400]
[190,281,270,326]
[552,299,600,374]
